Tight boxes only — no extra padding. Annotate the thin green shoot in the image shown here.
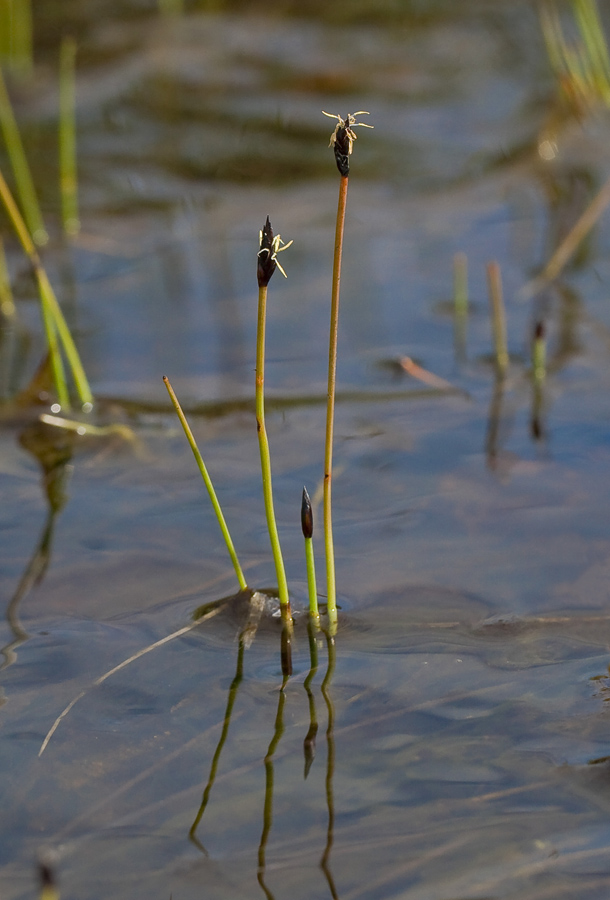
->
[301,486,320,628]
[163,375,247,593]
[0,236,15,319]
[540,0,610,109]
[59,37,80,237]
[486,261,508,376]
[0,167,93,407]
[0,0,33,78]
[0,66,47,245]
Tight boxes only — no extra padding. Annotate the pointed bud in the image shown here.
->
[301,486,313,539]
[257,216,277,287]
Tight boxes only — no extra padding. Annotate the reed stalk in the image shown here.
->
[256,217,292,619]
[323,173,347,634]
[322,111,372,633]
[0,66,47,245]
[59,37,80,237]
[163,375,247,592]
[486,261,508,375]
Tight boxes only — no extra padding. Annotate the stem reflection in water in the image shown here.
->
[320,632,338,900]
[257,670,290,900]
[1,422,73,674]
[303,620,320,779]
[189,638,245,854]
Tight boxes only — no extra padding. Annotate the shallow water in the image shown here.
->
[4,2,610,898]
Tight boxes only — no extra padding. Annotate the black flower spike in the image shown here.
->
[323,110,373,176]
[301,485,314,539]
[257,216,293,288]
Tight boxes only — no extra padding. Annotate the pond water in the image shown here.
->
[4,2,610,898]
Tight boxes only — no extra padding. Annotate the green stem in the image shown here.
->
[163,376,248,592]
[0,66,47,244]
[59,36,80,237]
[305,537,320,628]
[324,174,348,634]
[256,284,290,615]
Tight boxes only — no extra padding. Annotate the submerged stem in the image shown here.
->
[324,174,349,633]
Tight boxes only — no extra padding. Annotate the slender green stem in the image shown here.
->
[486,261,508,376]
[163,376,248,591]
[59,36,80,238]
[0,236,15,319]
[1,0,33,78]
[324,174,348,634]
[256,284,290,615]
[0,167,70,405]
[305,537,320,627]
[0,66,47,245]
[301,486,320,627]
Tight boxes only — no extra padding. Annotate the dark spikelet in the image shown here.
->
[301,486,314,539]
[534,320,545,341]
[257,216,277,287]
[333,120,351,176]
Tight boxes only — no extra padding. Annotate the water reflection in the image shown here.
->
[1,420,73,673]
[187,605,339,899]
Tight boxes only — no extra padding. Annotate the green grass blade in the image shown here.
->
[59,37,80,237]
[163,375,248,592]
[0,66,47,245]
